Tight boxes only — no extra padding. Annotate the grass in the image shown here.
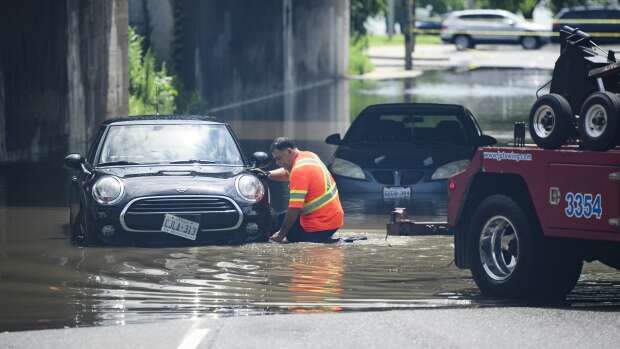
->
[368,34,441,47]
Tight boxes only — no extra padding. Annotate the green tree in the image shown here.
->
[351,0,387,40]
[128,27,177,115]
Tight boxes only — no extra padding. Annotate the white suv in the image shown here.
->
[440,9,550,50]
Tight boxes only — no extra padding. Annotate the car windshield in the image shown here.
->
[97,124,244,166]
[343,111,473,145]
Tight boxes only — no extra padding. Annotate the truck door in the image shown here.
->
[547,164,620,234]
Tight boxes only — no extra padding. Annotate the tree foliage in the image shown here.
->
[351,0,387,39]
[128,27,177,115]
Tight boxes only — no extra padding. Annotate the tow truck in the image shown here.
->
[446,141,620,299]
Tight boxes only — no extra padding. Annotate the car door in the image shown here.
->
[547,160,620,236]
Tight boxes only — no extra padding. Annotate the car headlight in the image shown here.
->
[330,158,366,180]
[92,176,124,205]
[236,175,265,202]
[431,160,470,180]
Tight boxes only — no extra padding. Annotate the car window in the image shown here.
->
[97,124,244,165]
[344,112,473,145]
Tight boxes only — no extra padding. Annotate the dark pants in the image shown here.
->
[277,213,337,243]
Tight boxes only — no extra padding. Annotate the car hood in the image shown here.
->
[94,165,248,199]
[96,165,245,179]
[333,144,475,169]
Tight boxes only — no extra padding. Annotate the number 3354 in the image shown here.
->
[565,192,602,219]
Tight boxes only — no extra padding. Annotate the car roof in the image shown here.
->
[101,115,224,126]
[360,102,468,114]
[557,5,620,15]
[448,9,514,17]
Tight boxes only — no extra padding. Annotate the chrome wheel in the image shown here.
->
[584,103,607,138]
[479,215,519,281]
[533,105,555,138]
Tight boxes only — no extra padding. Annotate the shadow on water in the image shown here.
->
[1,69,619,332]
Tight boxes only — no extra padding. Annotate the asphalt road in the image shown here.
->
[2,307,620,349]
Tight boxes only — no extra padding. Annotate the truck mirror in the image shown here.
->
[478,135,497,147]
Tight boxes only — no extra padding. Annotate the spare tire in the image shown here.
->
[529,94,573,149]
[578,91,620,151]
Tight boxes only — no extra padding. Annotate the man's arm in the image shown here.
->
[271,208,301,242]
[267,167,289,182]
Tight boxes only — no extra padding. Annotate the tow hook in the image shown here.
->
[386,207,451,236]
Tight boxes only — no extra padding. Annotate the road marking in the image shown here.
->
[177,320,210,349]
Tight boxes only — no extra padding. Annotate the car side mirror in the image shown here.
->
[64,153,84,170]
[325,133,342,145]
[251,151,270,168]
[478,135,497,147]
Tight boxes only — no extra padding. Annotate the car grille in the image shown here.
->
[371,170,424,186]
[121,196,242,232]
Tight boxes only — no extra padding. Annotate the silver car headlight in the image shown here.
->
[92,176,125,205]
[236,175,265,202]
[330,158,366,180]
[431,160,470,180]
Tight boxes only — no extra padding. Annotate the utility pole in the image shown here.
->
[387,0,395,39]
[404,0,416,70]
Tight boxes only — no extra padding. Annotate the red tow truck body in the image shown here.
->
[450,146,620,243]
[448,145,620,297]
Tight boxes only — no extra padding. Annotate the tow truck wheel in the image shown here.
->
[469,194,582,299]
[529,94,572,149]
[578,91,620,151]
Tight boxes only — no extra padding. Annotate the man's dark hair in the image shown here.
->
[270,137,297,152]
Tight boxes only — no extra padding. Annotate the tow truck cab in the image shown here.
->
[449,146,620,298]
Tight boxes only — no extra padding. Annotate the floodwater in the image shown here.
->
[1,69,620,332]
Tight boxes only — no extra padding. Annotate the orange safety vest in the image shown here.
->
[288,151,344,232]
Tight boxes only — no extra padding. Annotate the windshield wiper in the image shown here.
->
[97,160,142,166]
[169,159,216,164]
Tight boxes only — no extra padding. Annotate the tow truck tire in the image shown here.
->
[529,94,572,149]
[578,91,620,151]
[468,194,582,299]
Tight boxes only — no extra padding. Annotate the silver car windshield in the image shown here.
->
[98,124,244,166]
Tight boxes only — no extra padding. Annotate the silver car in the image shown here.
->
[440,9,550,50]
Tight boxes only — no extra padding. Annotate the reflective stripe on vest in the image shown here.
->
[292,157,338,215]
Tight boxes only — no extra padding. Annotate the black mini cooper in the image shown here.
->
[64,116,272,245]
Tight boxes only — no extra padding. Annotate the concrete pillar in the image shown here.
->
[106,0,129,119]
[145,0,174,63]
[66,0,128,154]
[283,0,295,138]
[0,61,6,160]
[66,0,87,154]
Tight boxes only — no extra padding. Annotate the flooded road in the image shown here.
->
[1,69,620,332]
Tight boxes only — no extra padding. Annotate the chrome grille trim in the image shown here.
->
[120,195,243,232]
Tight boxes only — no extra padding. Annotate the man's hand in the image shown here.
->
[270,230,287,243]
[248,168,269,179]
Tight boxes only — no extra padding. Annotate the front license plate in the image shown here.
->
[383,186,411,200]
[161,214,200,240]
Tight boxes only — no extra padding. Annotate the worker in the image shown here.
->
[262,137,344,243]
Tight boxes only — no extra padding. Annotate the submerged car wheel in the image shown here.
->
[520,36,540,49]
[469,194,582,299]
[579,92,620,151]
[529,94,572,149]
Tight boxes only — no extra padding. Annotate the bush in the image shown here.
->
[348,38,374,75]
[128,27,177,115]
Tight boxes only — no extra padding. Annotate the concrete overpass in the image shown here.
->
[0,0,349,163]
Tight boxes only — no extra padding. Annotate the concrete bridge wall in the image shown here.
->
[0,0,128,163]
